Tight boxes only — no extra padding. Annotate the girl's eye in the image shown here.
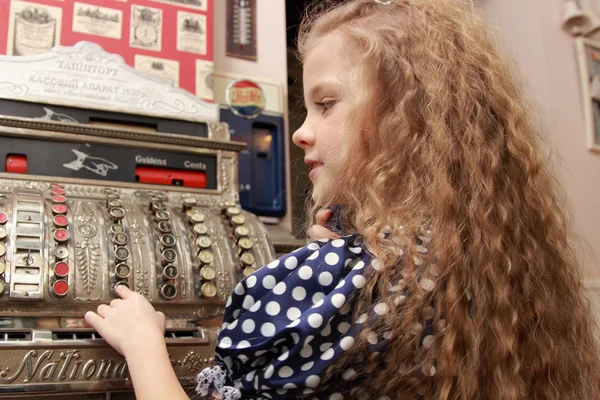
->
[314,100,336,114]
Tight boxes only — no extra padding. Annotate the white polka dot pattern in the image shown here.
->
[196,233,433,399]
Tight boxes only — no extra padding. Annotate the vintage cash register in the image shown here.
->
[0,42,276,399]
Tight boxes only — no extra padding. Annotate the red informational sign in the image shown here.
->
[0,0,214,100]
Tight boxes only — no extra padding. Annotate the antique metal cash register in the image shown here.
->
[0,42,276,399]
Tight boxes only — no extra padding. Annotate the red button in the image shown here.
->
[51,183,64,188]
[51,188,65,196]
[54,229,69,243]
[52,204,68,215]
[0,212,7,225]
[54,262,69,278]
[53,280,69,297]
[53,215,68,228]
[52,195,67,204]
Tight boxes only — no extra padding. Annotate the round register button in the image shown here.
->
[54,246,69,260]
[52,195,67,204]
[200,282,217,298]
[200,265,216,281]
[193,223,208,236]
[51,188,65,196]
[163,264,179,280]
[0,226,7,241]
[54,229,70,243]
[0,261,5,275]
[113,232,129,246]
[195,236,212,249]
[160,284,177,300]
[52,204,68,215]
[0,212,8,225]
[241,252,256,266]
[54,261,69,278]
[231,215,246,226]
[238,237,254,251]
[198,250,214,265]
[114,247,130,261]
[115,263,131,279]
[53,280,69,297]
[53,215,68,228]
[160,233,176,248]
[162,248,177,264]
[110,224,125,234]
[157,221,172,233]
[109,207,126,221]
[0,243,6,258]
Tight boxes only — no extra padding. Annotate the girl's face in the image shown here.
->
[292,31,353,205]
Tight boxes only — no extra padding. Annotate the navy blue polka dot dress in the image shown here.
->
[196,234,437,399]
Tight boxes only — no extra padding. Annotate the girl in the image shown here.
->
[85,0,600,399]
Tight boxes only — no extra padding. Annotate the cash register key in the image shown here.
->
[54,246,69,260]
[52,204,68,215]
[200,265,216,281]
[157,221,172,234]
[115,246,130,262]
[107,199,123,208]
[198,250,214,265]
[241,252,256,266]
[0,226,7,241]
[200,282,217,298]
[53,215,68,228]
[51,183,65,189]
[106,192,120,200]
[0,243,6,258]
[113,232,129,246]
[234,225,249,238]
[54,229,70,243]
[110,224,125,234]
[193,223,208,236]
[53,280,69,297]
[109,207,126,221]
[160,284,177,300]
[226,207,241,217]
[189,212,205,224]
[0,280,4,296]
[52,195,67,205]
[238,237,254,251]
[51,188,65,196]
[223,201,237,208]
[114,281,130,292]
[0,211,8,225]
[115,263,131,279]
[54,262,69,279]
[151,194,167,203]
[162,264,179,280]
[152,202,167,213]
[243,267,257,277]
[195,236,212,249]
[230,215,246,226]
[162,248,177,264]
[155,210,171,222]
[160,233,177,248]
[0,260,5,275]
[182,197,197,210]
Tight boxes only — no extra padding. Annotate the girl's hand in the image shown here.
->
[84,285,166,358]
[308,208,341,240]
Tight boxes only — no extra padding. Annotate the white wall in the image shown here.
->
[212,0,292,231]
[479,0,600,280]
[478,0,600,329]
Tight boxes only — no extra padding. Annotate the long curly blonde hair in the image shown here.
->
[297,0,600,398]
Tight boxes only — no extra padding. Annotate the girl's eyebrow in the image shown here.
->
[305,81,341,102]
